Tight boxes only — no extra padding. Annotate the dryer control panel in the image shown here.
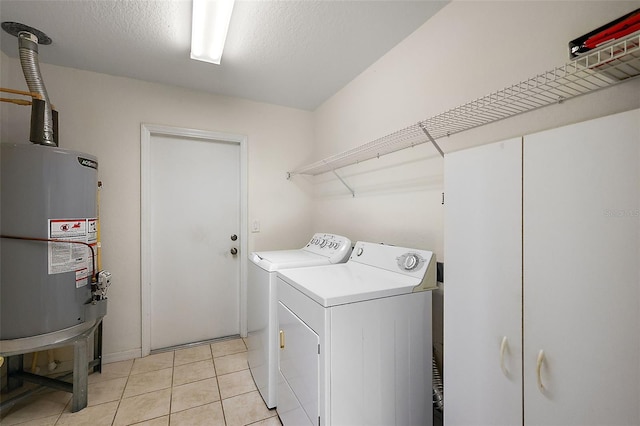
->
[350,241,436,284]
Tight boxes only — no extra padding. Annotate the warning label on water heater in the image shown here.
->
[48,218,98,288]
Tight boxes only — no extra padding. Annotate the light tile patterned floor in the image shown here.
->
[0,338,281,426]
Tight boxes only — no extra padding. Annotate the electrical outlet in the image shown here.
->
[252,220,260,233]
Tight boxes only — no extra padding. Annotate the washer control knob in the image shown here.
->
[356,247,364,256]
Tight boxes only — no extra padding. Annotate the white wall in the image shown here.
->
[313,0,640,249]
[1,52,315,361]
[311,0,640,361]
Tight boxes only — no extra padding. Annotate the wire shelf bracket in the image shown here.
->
[333,170,355,197]
[419,123,444,158]
[287,30,640,179]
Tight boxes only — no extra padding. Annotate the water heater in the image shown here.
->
[1,143,99,339]
[0,23,110,344]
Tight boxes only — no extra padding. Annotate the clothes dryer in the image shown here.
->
[247,233,351,408]
[276,241,436,426]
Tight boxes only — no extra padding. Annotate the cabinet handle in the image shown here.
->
[280,330,285,349]
[500,336,509,376]
[536,350,545,392]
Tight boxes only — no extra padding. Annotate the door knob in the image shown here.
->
[230,234,237,241]
[230,247,238,255]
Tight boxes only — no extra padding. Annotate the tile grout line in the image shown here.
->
[168,349,175,425]
[55,393,68,425]
[108,366,128,426]
[110,356,136,426]
[211,343,228,426]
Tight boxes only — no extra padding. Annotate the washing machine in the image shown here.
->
[247,233,352,408]
[276,241,436,426]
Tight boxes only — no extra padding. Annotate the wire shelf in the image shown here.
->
[288,30,640,177]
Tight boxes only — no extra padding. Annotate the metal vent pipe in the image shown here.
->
[18,30,56,146]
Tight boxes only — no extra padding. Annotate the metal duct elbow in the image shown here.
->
[18,30,57,147]
[432,352,444,412]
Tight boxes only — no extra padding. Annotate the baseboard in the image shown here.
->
[102,348,141,364]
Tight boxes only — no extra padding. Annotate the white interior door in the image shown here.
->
[144,128,242,351]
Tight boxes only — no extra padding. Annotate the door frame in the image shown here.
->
[141,123,248,356]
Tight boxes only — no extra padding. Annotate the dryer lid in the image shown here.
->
[276,241,436,307]
[277,262,420,307]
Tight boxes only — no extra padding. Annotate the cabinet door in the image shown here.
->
[524,109,640,425]
[277,302,319,426]
[444,138,523,425]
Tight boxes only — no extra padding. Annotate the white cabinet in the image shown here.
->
[444,137,523,425]
[523,110,640,425]
[444,109,640,425]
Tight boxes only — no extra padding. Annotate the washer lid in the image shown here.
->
[277,262,421,307]
[250,249,329,272]
[249,233,352,272]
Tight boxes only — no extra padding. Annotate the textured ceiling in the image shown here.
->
[0,0,447,111]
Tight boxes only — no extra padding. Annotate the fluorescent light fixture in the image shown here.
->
[191,0,235,65]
